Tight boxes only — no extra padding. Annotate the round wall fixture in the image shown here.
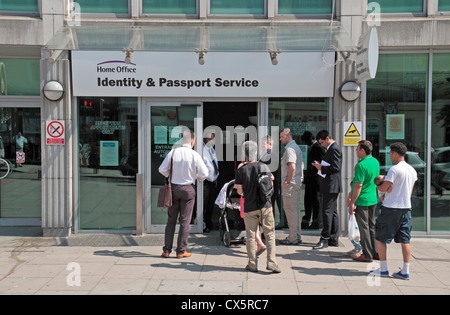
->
[43,81,64,101]
[340,81,361,102]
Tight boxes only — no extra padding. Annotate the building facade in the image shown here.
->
[0,0,449,236]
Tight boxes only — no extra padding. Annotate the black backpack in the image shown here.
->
[256,163,274,208]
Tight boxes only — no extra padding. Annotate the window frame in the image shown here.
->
[0,0,40,17]
[275,0,336,19]
[207,0,267,19]
[68,0,131,18]
[438,0,450,15]
[139,0,199,18]
[368,0,427,17]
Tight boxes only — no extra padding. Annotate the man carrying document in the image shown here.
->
[311,130,342,250]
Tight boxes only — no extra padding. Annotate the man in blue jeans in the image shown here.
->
[370,142,417,280]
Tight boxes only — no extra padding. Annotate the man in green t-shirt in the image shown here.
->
[349,140,380,262]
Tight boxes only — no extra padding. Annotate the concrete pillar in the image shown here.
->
[40,50,73,237]
[335,0,365,235]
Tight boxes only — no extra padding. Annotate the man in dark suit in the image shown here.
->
[311,130,342,249]
[301,131,325,229]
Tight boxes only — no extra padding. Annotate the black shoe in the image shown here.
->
[328,240,339,247]
[308,222,320,229]
[312,240,328,250]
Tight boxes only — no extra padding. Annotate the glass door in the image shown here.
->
[0,106,41,225]
[145,102,203,233]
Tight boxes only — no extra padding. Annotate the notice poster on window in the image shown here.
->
[100,141,119,166]
[386,114,405,140]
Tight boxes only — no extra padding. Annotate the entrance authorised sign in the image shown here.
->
[343,121,362,146]
[16,151,25,164]
[46,120,65,145]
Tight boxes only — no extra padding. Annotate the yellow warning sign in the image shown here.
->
[343,121,362,146]
[345,123,360,137]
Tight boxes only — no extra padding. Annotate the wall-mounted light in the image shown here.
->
[269,49,281,66]
[123,49,134,64]
[340,81,361,102]
[43,81,64,102]
[196,49,207,65]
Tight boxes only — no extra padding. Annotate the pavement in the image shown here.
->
[0,227,449,296]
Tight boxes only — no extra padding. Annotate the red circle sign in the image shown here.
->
[47,121,64,138]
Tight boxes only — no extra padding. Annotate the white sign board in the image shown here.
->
[46,120,65,145]
[71,51,335,97]
[356,27,379,83]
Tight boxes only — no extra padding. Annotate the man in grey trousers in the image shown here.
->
[159,129,208,258]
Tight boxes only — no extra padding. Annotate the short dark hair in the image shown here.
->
[358,140,373,155]
[316,130,330,141]
[390,142,407,157]
[301,131,314,142]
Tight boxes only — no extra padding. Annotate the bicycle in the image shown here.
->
[0,158,12,179]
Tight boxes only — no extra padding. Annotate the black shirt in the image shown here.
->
[235,162,271,212]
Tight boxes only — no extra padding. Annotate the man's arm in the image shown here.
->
[235,184,243,196]
[349,182,362,215]
[377,180,392,193]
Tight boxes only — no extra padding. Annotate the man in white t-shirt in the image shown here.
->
[370,142,418,280]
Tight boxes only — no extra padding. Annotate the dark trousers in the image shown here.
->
[355,204,377,259]
[163,184,196,255]
[303,176,321,224]
[320,193,339,243]
[203,180,216,230]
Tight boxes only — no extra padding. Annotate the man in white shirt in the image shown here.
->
[371,142,418,280]
[202,132,219,233]
[159,129,208,258]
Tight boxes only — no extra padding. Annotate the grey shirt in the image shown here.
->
[281,140,303,186]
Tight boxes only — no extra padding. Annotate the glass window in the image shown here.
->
[268,98,329,229]
[366,54,428,231]
[0,0,38,12]
[0,108,41,218]
[439,0,450,11]
[0,59,40,96]
[431,54,450,231]
[210,0,265,15]
[76,0,129,14]
[150,105,198,225]
[369,0,424,14]
[278,0,332,15]
[78,97,137,230]
[142,0,197,14]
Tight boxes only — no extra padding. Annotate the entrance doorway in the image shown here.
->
[203,102,257,229]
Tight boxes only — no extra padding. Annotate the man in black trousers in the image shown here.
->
[311,130,342,249]
[301,131,325,230]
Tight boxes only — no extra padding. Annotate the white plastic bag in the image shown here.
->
[348,214,360,242]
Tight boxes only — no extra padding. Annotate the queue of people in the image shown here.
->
[158,127,417,280]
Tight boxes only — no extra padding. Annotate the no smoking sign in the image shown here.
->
[46,120,65,145]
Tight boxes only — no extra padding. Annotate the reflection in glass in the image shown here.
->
[150,106,197,225]
[0,108,41,218]
[431,54,450,231]
[367,54,428,231]
[268,98,329,228]
[78,97,137,230]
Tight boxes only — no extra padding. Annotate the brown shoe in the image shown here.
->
[161,252,170,258]
[353,254,373,262]
[176,251,192,258]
